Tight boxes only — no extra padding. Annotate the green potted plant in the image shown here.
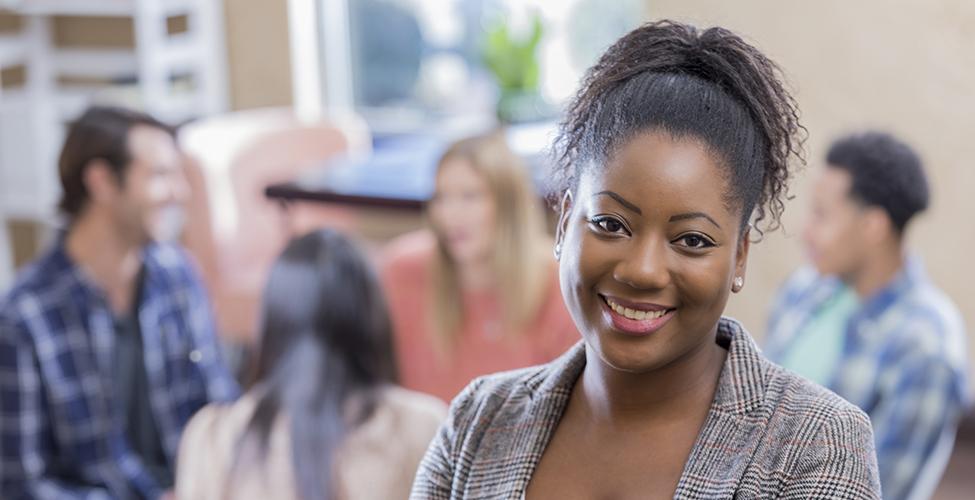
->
[481,13,551,124]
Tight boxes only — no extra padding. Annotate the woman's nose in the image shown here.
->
[612,235,671,291]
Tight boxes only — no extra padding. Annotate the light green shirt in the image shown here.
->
[778,286,859,387]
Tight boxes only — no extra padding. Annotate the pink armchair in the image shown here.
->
[180,107,369,344]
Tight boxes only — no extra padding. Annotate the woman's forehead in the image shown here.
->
[577,132,737,221]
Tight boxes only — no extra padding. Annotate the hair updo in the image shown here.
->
[552,20,806,235]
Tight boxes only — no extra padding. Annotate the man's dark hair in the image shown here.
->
[826,131,929,234]
[58,105,175,218]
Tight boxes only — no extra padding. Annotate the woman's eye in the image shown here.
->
[676,234,715,249]
[591,216,626,234]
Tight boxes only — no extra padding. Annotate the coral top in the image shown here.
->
[380,230,579,403]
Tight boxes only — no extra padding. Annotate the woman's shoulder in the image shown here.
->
[379,231,436,301]
[176,394,261,499]
[180,393,264,461]
[721,318,871,432]
[379,385,449,426]
[454,365,547,408]
[711,320,879,496]
[759,362,877,479]
[755,365,880,497]
[763,361,872,432]
[443,344,583,430]
[182,396,253,446]
[381,230,437,272]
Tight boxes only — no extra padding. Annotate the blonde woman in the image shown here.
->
[381,131,576,402]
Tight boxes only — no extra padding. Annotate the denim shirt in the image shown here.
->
[765,258,970,500]
[0,240,240,499]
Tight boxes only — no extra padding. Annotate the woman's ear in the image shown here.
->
[732,225,751,293]
[554,190,573,260]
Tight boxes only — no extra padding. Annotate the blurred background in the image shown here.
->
[1,0,973,497]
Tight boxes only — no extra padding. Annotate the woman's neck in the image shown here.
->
[456,257,496,291]
[577,332,727,428]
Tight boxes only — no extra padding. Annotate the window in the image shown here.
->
[290,0,644,133]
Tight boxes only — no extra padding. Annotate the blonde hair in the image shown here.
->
[429,131,550,351]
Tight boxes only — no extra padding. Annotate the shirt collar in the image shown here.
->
[47,235,158,309]
[857,254,926,319]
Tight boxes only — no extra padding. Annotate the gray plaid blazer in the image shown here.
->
[410,317,881,499]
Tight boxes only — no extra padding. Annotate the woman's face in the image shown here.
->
[428,157,498,265]
[556,130,749,374]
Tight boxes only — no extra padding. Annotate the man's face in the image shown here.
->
[111,125,189,245]
[803,166,871,277]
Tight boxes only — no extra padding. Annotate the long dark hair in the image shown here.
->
[235,229,398,500]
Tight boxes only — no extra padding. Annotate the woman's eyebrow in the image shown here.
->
[669,212,722,229]
[593,191,642,215]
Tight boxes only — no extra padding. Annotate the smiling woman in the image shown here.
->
[410,20,882,500]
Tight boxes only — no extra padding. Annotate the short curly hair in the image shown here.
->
[826,131,928,234]
[551,20,805,235]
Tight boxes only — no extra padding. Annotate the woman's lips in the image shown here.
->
[600,295,676,336]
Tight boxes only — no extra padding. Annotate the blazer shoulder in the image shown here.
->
[445,363,552,429]
[766,363,872,430]
[762,367,880,498]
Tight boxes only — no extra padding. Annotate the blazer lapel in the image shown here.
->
[674,319,771,499]
[467,344,585,499]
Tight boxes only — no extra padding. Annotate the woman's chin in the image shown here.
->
[589,338,667,374]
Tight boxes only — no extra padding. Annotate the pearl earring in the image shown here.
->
[733,276,744,292]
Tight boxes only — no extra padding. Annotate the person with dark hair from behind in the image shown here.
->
[175,229,446,500]
[765,131,969,500]
[0,106,239,499]
[412,21,880,499]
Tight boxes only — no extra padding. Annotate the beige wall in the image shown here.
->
[645,1,975,369]
[222,0,292,109]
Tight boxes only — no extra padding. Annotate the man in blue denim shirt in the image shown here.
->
[765,132,969,500]
[0,106,239,499]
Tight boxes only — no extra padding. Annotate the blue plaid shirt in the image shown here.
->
[0,241,240,499]
[765,257,970,500]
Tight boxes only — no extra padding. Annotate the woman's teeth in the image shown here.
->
[605,298,668,321]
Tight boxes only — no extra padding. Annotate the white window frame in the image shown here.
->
[287,0,356,124]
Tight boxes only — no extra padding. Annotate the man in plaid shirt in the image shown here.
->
[0,106,239,499]
[765,132,969,500]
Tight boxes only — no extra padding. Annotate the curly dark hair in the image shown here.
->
[551,20,806,235]
[826,131,929,235]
